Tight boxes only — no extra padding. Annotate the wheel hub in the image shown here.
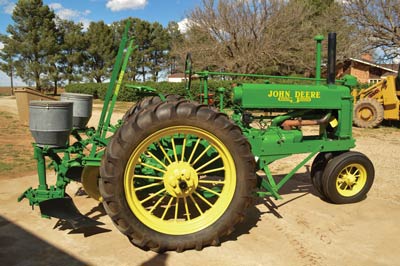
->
[342,174,356,187]
[164,161,198,198]
[360,108,372,120]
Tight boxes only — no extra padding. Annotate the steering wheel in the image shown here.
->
[184,53,193,93]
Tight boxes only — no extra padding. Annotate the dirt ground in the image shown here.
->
[0,96,399,266]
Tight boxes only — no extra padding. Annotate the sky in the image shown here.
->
[0,0,201,86]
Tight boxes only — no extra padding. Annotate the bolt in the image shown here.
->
[185,173,191,181]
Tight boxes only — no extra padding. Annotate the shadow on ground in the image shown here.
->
[53,202,112,237]
[222,167,322,245]
[254,165,325,219]
[0,215,88,266]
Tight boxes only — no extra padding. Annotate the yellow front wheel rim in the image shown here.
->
[335,163,367,197]
[124,126,236,235]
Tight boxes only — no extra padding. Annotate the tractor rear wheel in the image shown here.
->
[122,94,184,121]
[321,151,374,204]
[353,98,384,128]
[100,100,256,252]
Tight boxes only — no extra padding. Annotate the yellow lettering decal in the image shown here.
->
[268,90,321,103]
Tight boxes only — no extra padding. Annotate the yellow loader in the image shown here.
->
[352,64,400,128]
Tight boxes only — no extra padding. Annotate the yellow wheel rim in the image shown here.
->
[124,126,236,235]
[81,166,103,202]
[359,107,373,121]
[335,163,367,197]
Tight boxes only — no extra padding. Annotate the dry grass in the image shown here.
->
[92,99,135,114]
[0,99,134,179]
[0,111,36,178]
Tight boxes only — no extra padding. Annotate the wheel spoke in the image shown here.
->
[174,197,179,222]
[198,166,225,175]
[345,168,351,175]
[195,155,221,172]
[183,196,191,220]
[161,196,174,220]
[189,194,203,214]
[134,181,164,192]
[181,135,187,162]
[146,151,167,169]
[187,138,201,164]
[191,145,212,166]
[134,174,163,180]
[194,191,213,207]
[198,179,225,185]
[157,141,173,165]
[140,162,166,174]
[140,188,166,204]
[337,178,344,185]
[171,137,179,162]
[149,195,166,214]
[199,185,221,196]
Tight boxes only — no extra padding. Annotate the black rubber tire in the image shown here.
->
[310,152,332,197]
[310,152,346,197]
[321,151,374,204]
[121,94,184,121]
[100,100,256,252]
[353,98,384,128]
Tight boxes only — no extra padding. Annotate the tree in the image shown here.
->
[0,35,16,93]
[5,0,59,90]
[166,21,183,74]
[83,21,115,83]
[133,19,152,82]
[112,18,152,82]
[344,0,400,61]
[148,22,170,81]
[58,19,86,85]
[265,0,364,74]
[181,0,276,74]
[173,0,365,76]
[45,19,64,95]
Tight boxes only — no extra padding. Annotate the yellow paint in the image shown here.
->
[353,76,399,121]
[124,126,237,235]
[267,90,321,103]
[114,70,125,97]
[329,118,338,128]
[81,166,102,202]
[335,163,367,197]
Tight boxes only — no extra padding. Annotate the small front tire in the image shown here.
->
[322,151,374,204]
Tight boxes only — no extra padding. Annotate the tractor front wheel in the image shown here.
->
[321,151,374,204]
[100,100,256,252]
[311,152,332,197]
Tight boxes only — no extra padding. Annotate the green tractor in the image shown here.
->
[20,22,374,252]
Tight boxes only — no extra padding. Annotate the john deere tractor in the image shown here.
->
[19,22,374,252]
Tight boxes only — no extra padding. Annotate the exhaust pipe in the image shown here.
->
[327,32,336,85]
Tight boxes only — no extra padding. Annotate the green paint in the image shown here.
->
[22,26,362,222]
